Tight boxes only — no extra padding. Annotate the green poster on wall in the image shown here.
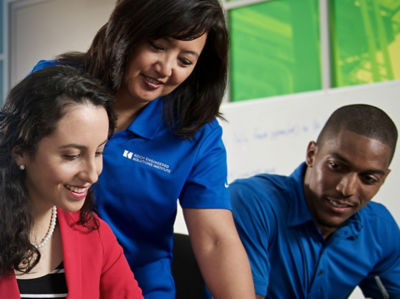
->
[228,0,400,102]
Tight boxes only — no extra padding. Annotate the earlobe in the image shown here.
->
[11,146,28,168]
[306,141,317,167]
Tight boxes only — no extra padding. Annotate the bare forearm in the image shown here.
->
[184,208,256,299]
[195,237,255,299]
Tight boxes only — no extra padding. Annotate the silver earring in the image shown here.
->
[19,165,25,170]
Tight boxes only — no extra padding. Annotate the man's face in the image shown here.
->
[303,128,392,237]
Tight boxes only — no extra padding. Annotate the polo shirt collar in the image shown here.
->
[287,162,315,227]
[333,213,363,240]
[287,162,363,238]
[126,97,164,140]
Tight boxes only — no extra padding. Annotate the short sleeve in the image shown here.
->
[179,120,230,210]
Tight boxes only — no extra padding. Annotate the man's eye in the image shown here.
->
[328,161,339,169]
[362,175,379,185]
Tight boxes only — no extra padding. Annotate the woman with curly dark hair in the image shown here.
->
[31,0,255,298]
[0,66,143,298]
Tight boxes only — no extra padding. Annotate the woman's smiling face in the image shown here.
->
[18,102,109,212]
[118,34,207,106]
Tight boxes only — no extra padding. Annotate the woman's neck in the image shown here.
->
[114,90,149,132]
[29,202,55,246]
[16,224,62,279]
[15,202,62,279]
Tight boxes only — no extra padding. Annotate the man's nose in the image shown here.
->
[336,173,358,197]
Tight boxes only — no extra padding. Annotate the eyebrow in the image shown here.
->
[59,139,108,150]
[183,51,200,58]
[181,49,200,58]
[330,153,387,176]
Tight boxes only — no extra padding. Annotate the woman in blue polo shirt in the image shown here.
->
[31,0,254,298]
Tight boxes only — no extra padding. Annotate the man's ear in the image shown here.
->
[11,146,28,167]
[382,168,391,183]
[306,141,317,168]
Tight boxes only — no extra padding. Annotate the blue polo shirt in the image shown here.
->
[94,96,230,297]
[230,163,400,298]
[32,60,231,298]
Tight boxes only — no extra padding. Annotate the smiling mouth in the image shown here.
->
[326,197,354,209]
[143,75,164,86]
[65,185,87,194]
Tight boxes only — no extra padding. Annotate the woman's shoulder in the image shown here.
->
[57,209,103,233]
[58,209,119,246]
[30,60,58,73]
[193,118,223,140]
[202,118,222,130]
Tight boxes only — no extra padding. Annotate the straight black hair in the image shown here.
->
[58,0,229,139]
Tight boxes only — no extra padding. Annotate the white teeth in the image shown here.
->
[145,76,161,84]
[66,185,86,193]
[328,198,350,208]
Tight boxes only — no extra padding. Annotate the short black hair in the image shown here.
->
[317,104,398,162]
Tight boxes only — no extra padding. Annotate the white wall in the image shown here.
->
[8,0,116,87]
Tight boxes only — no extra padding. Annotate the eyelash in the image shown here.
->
[328,160,341,170]
[149,41,193,66]
[63,152,103,160]
[63,154,79,161]
[150,41,164,51]
[328,160,380,185]
[362,175,378,185]
[179,58,192,66]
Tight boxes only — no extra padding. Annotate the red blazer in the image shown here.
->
[0,209,143,299]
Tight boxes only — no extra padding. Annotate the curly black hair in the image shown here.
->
[0,65,115,275]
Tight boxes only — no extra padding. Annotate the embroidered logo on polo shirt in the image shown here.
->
[123,150,171,174]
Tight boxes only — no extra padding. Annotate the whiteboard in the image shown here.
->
[175,80,400,234]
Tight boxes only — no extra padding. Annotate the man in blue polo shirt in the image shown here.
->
[230,104,400,298]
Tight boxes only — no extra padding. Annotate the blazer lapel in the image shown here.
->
[0,273,20,299]
[58,209,83,299]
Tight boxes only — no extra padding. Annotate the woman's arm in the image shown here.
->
[183,208,256,299]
